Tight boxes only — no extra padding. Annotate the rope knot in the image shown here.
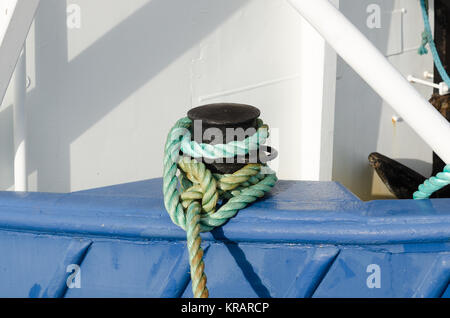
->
[163,117,277,297]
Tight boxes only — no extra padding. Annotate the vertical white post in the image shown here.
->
[297,13,338,181]
[13,47,27,191]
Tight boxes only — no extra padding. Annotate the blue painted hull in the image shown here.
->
[0,178,449,297]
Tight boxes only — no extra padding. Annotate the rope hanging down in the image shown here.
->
[414,0,450,199]
[163,117,277,297]
[418,0,450,87]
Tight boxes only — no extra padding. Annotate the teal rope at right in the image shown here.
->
[413,165,450,199]
[413,0,450,200]
[418,0,450,87]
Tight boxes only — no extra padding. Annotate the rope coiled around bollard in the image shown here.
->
[163,117,277,298]
[180,119,269,159]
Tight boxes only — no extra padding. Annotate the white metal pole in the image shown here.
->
[13,47,27,191]
[288,0,450,164]
[0,0,40,106]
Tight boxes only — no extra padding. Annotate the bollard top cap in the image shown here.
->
[188,103,260,126]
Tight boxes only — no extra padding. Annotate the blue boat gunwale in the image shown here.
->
[0,178,448,245]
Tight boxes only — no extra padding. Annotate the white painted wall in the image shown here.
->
[333,0,435,200]
[0,0,337,193]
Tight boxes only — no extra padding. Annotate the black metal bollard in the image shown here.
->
[187,103,277,174]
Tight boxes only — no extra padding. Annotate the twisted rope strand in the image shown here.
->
[413,165,450,199]
[200,173,277,230]
[163,118,191,230]
[181,120,268,159]
[186,202,209,298]
[418,0,450,87]
[178,157,219,213]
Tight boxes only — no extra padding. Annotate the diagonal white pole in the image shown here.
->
[288,0,450,164]
[0,0,40,106]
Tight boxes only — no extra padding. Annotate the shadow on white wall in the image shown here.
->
[2,0,249,192]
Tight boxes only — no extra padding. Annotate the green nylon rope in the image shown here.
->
[163,117,277,297]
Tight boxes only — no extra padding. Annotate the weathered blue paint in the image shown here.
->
[313,249,450,298]
[42,239,92,298]
[65,241,192,297]
[0,178,448,297]
[0,231,87,297]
